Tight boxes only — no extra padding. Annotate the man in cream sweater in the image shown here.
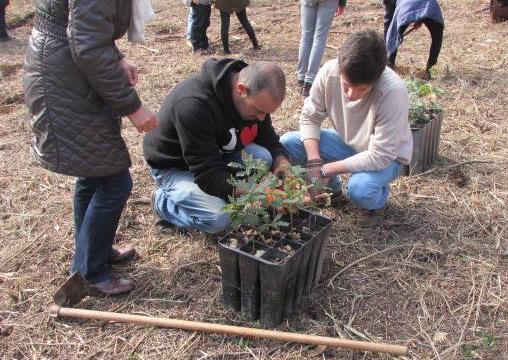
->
[281,30,412,227]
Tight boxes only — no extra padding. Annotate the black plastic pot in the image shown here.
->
[403,112,443,176]
[218,208,332,327]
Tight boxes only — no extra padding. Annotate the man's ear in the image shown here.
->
[237,82,249,98]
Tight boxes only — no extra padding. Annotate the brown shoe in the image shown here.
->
[88,276,134,296]
[110,246,137,264]
[357,207,385,228]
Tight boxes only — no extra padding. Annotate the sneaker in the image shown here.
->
[109,246,137,264]
[150,190,186,235]
[302,82,312,97]
[88,275,134,296]
[357,207,385,228]
[297,79,304,90]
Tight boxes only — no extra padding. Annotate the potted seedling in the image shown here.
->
[218,153,332,327]
[404,78,444,175]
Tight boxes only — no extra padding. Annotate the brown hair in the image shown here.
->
[338,30,387,85]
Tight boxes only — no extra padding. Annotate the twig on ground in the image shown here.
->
[327,244,412,287]
[137,44,160,53]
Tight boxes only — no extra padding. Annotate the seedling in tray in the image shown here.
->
[219,152,333,327]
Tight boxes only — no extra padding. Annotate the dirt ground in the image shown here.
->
[1,0,507,359]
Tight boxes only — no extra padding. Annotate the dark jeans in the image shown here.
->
[71,170,132,283]
[383,0,443,70]
[0,1,8,39]
[220,9,259,51]
[189,3,211,50]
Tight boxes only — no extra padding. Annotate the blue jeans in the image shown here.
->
[280,130,402,210]
[189,3,211,50]
[71,170,132,283]
[297,0,337,84]
[150,144,272,234]
[186,6,195,40]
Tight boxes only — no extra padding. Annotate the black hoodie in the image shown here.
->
[143,58,289,201]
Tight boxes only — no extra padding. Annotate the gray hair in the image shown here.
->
[238,61,286,103]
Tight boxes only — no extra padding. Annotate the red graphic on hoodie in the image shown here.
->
[240,124,258,146]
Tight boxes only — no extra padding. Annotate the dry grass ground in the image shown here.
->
[1,0,507,358]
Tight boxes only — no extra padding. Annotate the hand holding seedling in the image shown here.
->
[272,155,291,179]
[306,159,331,198]
[224,152,312,233]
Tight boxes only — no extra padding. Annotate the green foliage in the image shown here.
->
[462,344,478,358]
[481,333,496,349]
[237,337,250,348]
[223,152,311,233]
[406,78,444,128]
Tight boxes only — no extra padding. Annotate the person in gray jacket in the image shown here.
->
[23,0,158,296]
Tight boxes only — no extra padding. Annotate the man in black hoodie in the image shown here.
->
[143,58,290,234]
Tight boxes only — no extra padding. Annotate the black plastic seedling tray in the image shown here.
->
[218,209,332,327]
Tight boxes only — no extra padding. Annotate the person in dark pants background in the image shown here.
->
[383,0,444,79]
[215,0,260,54]
[184,0,212,53]
[0,0,11,41]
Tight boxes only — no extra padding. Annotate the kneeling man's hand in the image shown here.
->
[272,156,292,179]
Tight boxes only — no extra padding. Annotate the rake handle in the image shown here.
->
[50,305,408,355]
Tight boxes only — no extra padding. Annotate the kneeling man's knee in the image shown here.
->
[201,212,230,234]
[347,176,381,209]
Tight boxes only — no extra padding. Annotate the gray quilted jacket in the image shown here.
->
[23,0,141,178]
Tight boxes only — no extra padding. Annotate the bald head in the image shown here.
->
[238,62,286,103]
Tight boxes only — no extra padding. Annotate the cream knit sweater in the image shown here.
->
[299,59,413,172]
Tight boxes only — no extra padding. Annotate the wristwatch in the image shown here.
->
[320,166,327,178]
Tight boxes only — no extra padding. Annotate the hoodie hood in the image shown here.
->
[200,58,248,115]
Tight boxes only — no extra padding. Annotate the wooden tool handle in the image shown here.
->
[50,306,408,355]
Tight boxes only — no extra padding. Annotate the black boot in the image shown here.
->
[302,82,312,97]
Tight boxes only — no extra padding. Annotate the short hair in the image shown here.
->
[238,61,286,103]
[338,30,387,85]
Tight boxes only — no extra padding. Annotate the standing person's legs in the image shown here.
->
[383,0,396,38]
[73,178,97,246]
[190,3,210,51]
[383,0,397,67]
[189,3,203,51]
[297,4,318,84]
[235,9,259,49]
[305,0,336,84]
[200,4,211,50]
[0,0,10,41]
[424,20,444,71]
[220,10,231,53]
[186,6,195,47]
[71,170,132,284]
[388,24,408,69]
[346,162,402,211]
